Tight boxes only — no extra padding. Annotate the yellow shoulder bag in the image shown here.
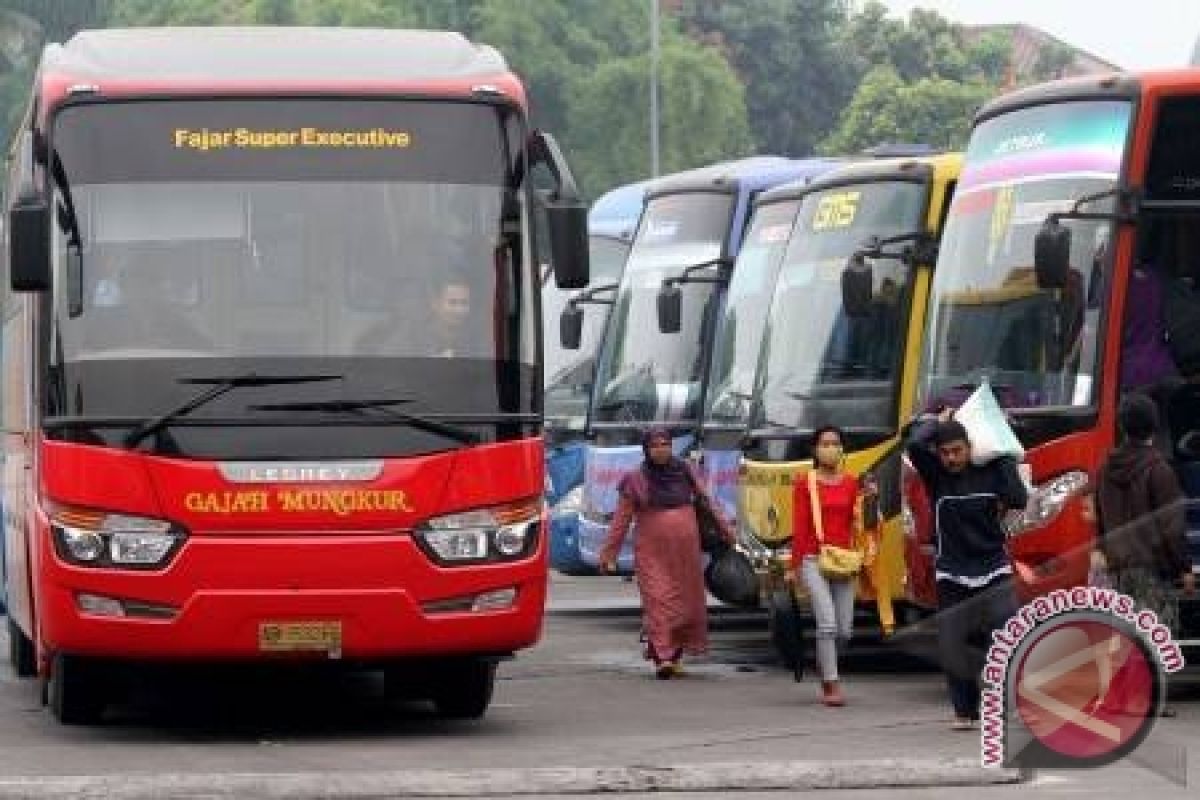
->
[808,470,864,580]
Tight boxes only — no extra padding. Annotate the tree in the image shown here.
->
[839,3,1007,86]
[108,0,418,26]
[568,35,753,193]
[676,0,856,157]
[471,0,652,153]
[819,3,1013,154]
[108,0,258,25]
[820,65,991,154]
[1030,41,1077,82]
[0,0,113,145]
[471,1,751,197]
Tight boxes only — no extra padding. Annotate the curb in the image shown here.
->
[0,759,1027,798]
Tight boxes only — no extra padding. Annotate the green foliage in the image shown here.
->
[819,66,992,154]
[568,35,753,193]
[819,3,1019,154]
[676,0,855,156]
[1030,40,1077,81]
[0,1,113,146]
[840,4,1006,85]
[474,1,749,195]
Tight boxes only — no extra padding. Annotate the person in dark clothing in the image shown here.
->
[906,410,1029,730]
[1093,395,1195,656]
[1166,377,1200,462]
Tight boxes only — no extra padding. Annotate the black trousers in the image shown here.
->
[936,576,1017,718]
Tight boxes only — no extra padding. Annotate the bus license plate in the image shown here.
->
[258,621,342,653]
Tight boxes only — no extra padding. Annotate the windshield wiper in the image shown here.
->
[124,373,342,447]
[249,399,480,445]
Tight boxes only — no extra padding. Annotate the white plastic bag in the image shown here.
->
[955,379,1025,466]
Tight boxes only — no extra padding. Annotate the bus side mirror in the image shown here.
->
[1035,218,1071,290]
[547,202,590,290]
[10,193,50,292]
[530,130,590,290]
[560,304,583,350]
[842,254,874,317]
[657,282,682,334]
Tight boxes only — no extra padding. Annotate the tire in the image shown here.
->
[431,659,497,720]
[46,654,106,725]
[8,618,36,679]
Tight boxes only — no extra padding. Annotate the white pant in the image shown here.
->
[802,556,855,681]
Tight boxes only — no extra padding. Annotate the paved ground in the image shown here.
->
[0,573,1193,797]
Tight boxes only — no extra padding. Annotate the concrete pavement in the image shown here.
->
[0,573,1189,797]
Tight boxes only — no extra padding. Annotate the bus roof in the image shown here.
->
[40,27,521,105]
[974,68,1200,128]
[757,152,964,207]
[643,156,842,200]
[972,72,1138,125]
[589,180,649,240]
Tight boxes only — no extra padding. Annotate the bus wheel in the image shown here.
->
[7,618,36,678]
[47,654,106,725]
[431,658,496,719]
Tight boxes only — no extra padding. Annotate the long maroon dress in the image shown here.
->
[599,470,732,661]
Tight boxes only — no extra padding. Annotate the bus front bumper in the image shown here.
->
[37,533,546,663]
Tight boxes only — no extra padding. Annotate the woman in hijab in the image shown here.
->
[599,427,735,678]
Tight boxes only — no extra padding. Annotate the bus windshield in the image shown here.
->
[46,99,535,456]
[704,199,799,426]
[921,101,1132,412]
[590,192,732,425]
[755,180,927,432]
[544,234,631,429]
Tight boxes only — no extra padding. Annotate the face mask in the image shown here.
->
[815,444,843,466]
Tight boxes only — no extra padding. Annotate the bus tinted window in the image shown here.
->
[1146,95,1200,202]
[52,99,507,185]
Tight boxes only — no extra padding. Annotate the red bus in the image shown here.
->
[3,27,588,723]
[906,70,1200,653]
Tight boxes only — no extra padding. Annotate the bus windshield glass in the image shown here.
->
[46,99,534,456]
[590,192,732,425]
[756,180,927,432]
[544,234,631,429]
[921,101,1132,412]
[704,199,799,426]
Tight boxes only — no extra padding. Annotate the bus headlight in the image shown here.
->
[109,530,181,565]
[415,500,540,565]
[1005,471,1090,536]
[58,527,105,563]
[50,507,185,569]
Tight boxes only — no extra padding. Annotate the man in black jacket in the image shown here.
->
[906,410,1029,730]
[1093,395,1195,713]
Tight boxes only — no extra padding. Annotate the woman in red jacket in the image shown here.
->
[790,426,875,706]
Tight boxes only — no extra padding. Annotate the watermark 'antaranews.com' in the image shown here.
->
[981,585,1184,769]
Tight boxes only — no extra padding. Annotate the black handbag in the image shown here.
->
[684,466,728,555]
[694,494,729,555]
[705,547,760,608]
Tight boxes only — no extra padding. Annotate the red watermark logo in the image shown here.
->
[981,588,1182,769]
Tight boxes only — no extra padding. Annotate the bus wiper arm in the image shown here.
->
[50,149,83,247]
[249,399,480,445]
[124,373,342,447]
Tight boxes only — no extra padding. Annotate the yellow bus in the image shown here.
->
[736,153,961,647]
